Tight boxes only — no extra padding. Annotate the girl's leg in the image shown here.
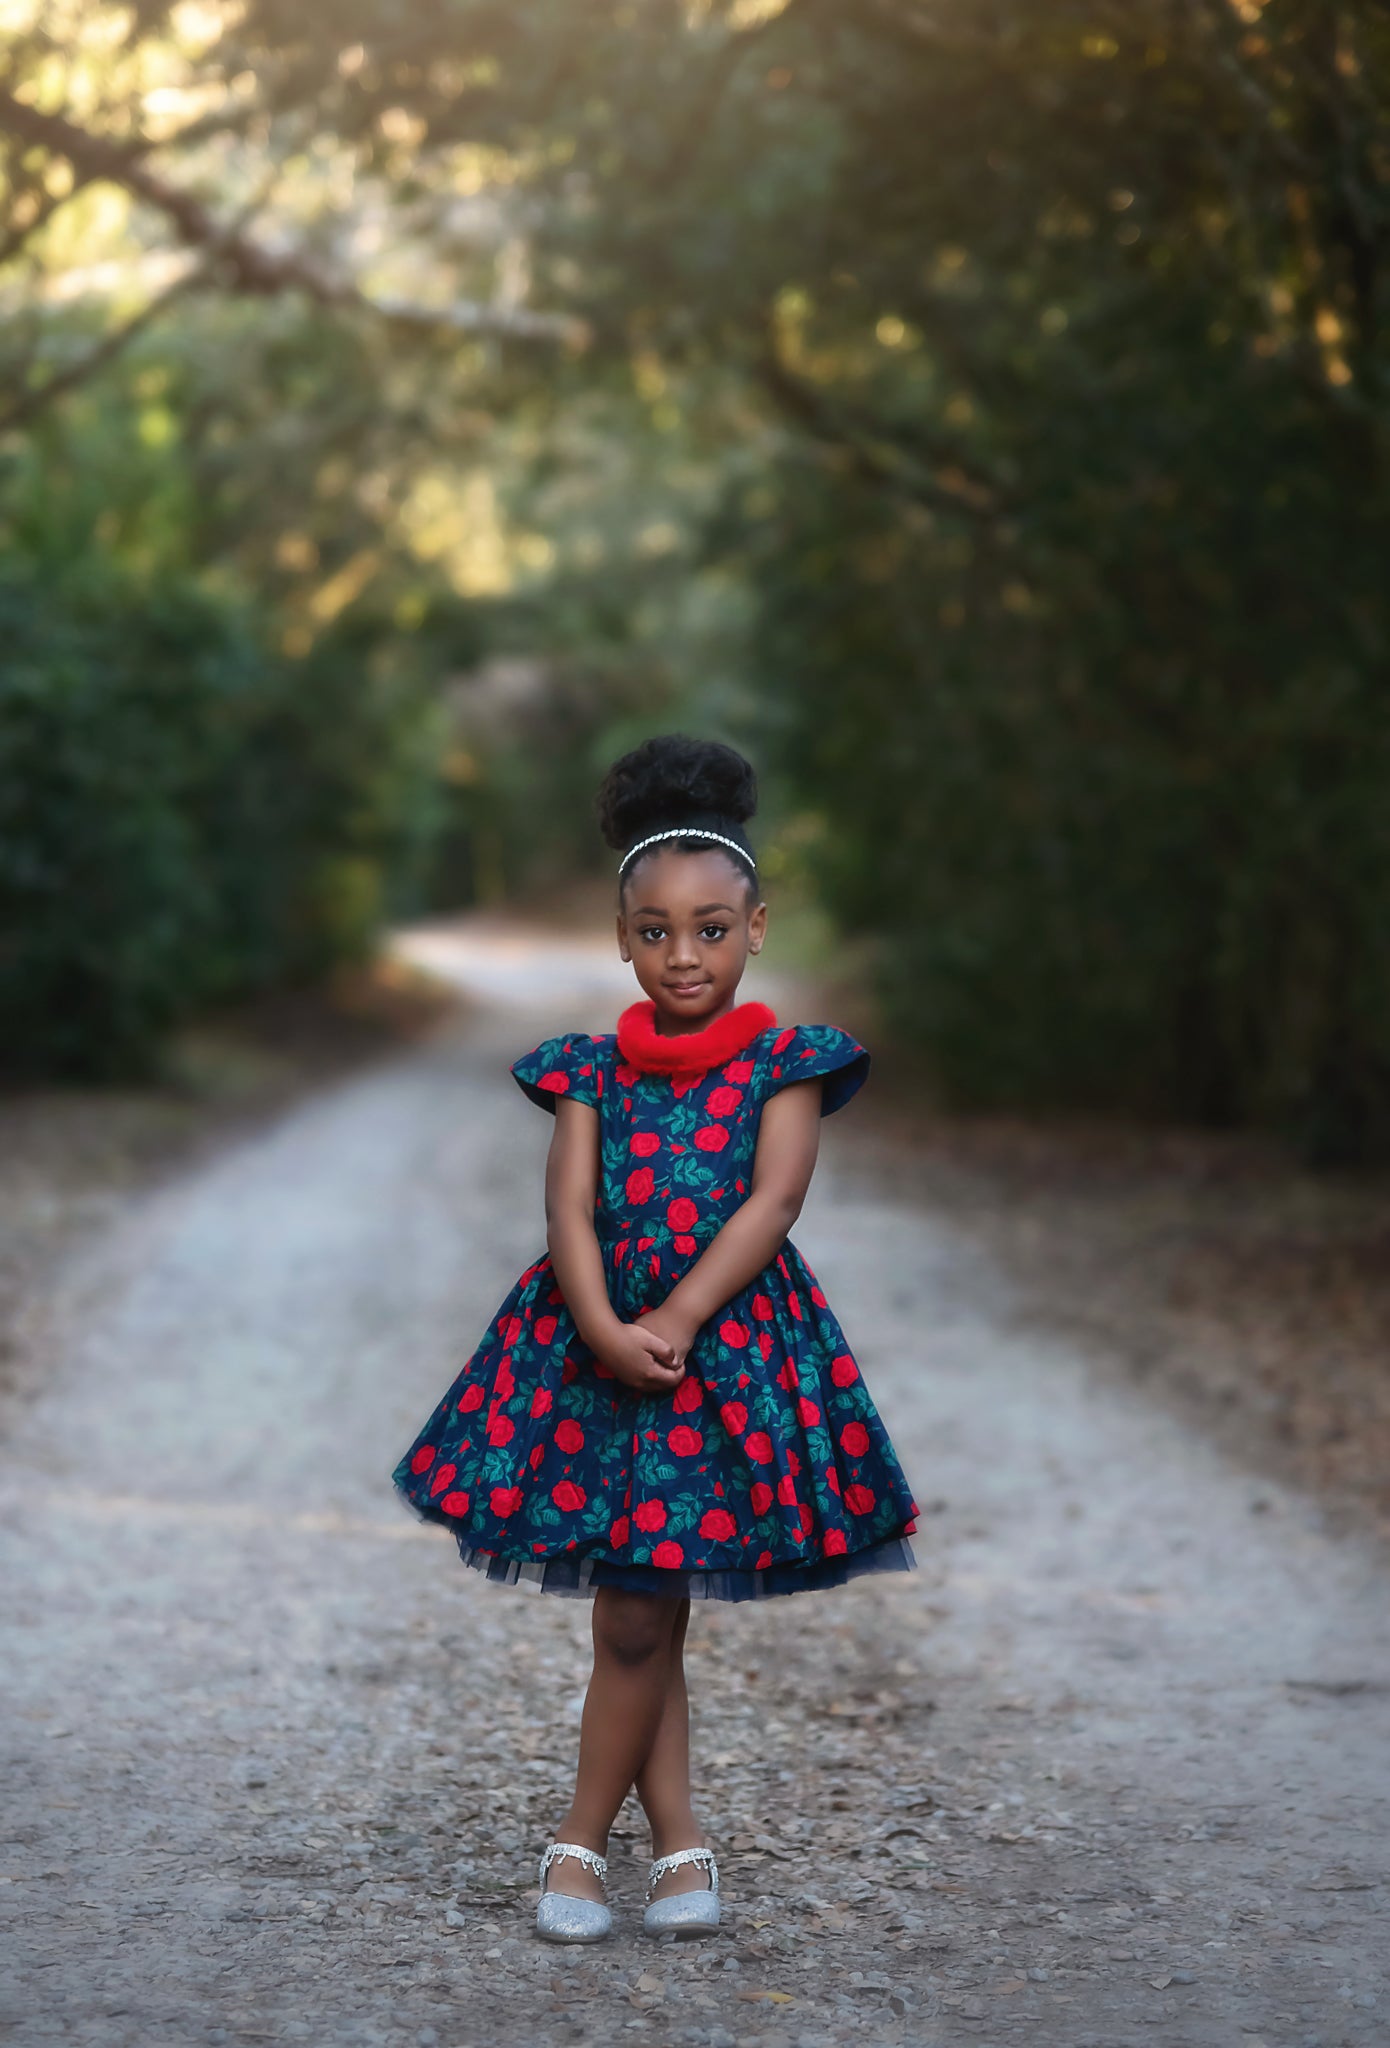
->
[548,1588,683,1900]
[635,1597,711,1899]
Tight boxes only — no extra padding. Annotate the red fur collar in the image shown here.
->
[616,998,777,1077]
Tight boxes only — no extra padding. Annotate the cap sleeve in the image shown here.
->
[510,1032,603,1114]
[760,1024,871,1117]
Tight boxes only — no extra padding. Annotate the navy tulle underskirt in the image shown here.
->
[442,1527,916,1603]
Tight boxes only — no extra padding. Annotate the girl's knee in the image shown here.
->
[594,1591,678,1667]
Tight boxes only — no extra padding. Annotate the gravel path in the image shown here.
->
[3,926,1388,2048]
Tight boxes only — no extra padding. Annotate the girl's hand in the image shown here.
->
[635,1302,699,1373]
[596,1320,686,1395]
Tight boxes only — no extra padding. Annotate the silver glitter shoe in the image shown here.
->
[642,1845,720,1937]
[535,1841,612,1944]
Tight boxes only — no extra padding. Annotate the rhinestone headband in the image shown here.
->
[618,826,757,877]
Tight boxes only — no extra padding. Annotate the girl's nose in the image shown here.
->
[667,934,700,967]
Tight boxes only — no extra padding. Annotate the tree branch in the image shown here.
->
[0,257,208,434]
[756,319,1005,521]
[0,90,587,346]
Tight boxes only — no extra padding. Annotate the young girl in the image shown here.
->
[392,734,918,1942]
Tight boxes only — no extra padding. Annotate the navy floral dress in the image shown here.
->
[392,1002,919,1601]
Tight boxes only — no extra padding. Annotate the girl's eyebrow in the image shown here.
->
[631,902,736,917]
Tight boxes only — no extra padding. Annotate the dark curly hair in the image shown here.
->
[597,734,759,896]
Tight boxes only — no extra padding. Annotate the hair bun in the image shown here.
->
[597,734,758,851]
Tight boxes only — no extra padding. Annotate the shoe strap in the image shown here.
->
[646,1844,719,1901]
[539,1840,610,1897]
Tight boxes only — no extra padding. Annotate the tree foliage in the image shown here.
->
[3,2,1388,1153]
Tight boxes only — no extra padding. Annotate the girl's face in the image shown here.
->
[617,846,767,1030]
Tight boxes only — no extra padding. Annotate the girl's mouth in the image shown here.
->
[665,982,708,998]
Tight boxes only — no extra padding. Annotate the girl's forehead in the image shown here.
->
[620,844,751,914]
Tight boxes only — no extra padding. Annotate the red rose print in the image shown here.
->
[750,1481,773,1516]
[494,1361,515,1400]
[724,1059,755,1083]
[625,1165,655,1204]
[440,1490,470,1516]
[410,1445,435,1474]
[788,1291,803,1321]
[840,1421,870,1457]
[633,1499,666,1533]
[613,1239,629,1265]
[719,1400,748,1436]
[798,1396,822,1428]
[830,1354,859,1387]
[776,1472,799,1506]
[529,1443,544,1470]
[674,1234,696,1255]
[705,1085,743,1116]
[547,1286,563,1304]
[694,1125,729,1152]
[798,1501,815,1535]
[538,1070,569,1094]
[811,1286,828,1308]
[777,1359,798,1391]
[490,1486,523,1517]
[823,1526,848,1555]
[630,1131,660,1156]
[745,1432,773,1464]
[530,1387,553,1417]
[651,1539,685,1569]
[752,1293,774,1320]
[825,1466,842,1495]
[755,1549,773,1568]
[758,1332,773,1360]
[844,1483,877,1515]
[668,1425,704,1458]
[458,1384,485,1413]
[487,1414,515,1446]
[561,1357,580,1384]
[773,1026,797,1053]
[787,1449,802,1475]
[673,1375,703,1413]
[552,1479,586,1512]
[429,1463,457,1497]
[555,1418,584,1454]
[673,1074,701,1096]
[616,1062,639,1086]
[533,1315,558,1345]
[719,1319,749,1348]
[699,1508,737,1541]
[609,1515,630,1547]
[505,1316,524,1346]
[637,1237,655,1253]
[666,1196,698,1231]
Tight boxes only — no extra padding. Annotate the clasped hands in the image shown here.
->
[592,1300,697,1395]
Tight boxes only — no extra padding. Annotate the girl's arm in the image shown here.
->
[642,1078,824,1361]
[544,1096,684,1395]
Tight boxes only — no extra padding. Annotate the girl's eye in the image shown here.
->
[700,925,729,942]
[638,926,667,943]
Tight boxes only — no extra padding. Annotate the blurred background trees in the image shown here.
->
[2,1,1387,1157]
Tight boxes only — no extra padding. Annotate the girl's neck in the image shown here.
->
[651,995,738,1038]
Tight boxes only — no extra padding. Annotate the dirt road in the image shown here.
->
[3,926,1387,2048]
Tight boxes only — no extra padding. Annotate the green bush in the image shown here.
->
[0,558,440,1079]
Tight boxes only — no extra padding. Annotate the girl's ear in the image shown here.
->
[616,908,633,963]
[748,900,768,955]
